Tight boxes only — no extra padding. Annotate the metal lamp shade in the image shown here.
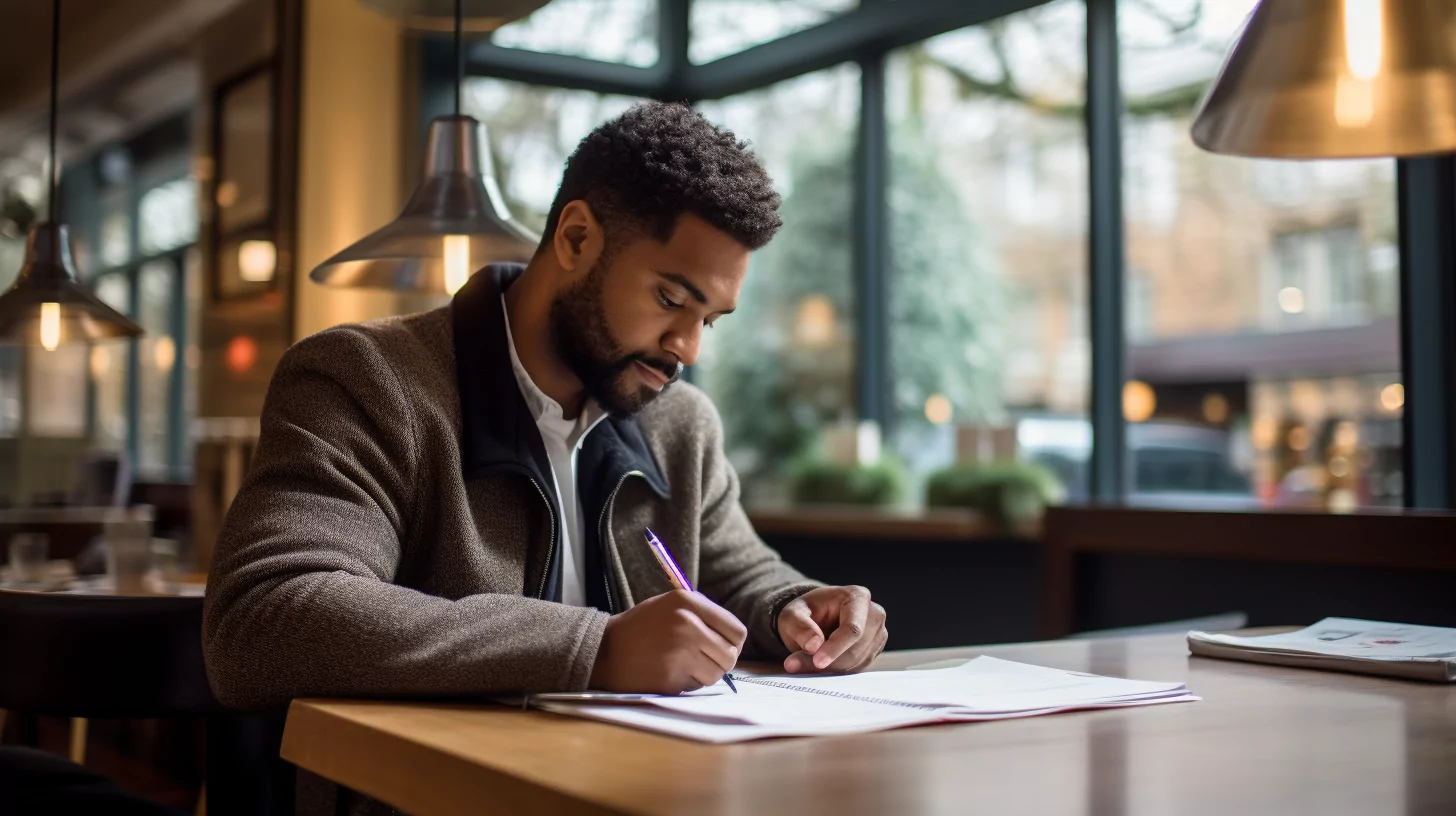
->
[0,222,142,346]
[1192,0,1456,158]
[309,115,539,293]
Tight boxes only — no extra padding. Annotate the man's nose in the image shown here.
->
[663,322,701,368]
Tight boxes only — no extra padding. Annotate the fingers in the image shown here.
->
[833,619,888,673]
[811,587,872,670]
[776,599,826,654]
[676,607,739,674]
[784,601,887,674]
[675,591,748,650]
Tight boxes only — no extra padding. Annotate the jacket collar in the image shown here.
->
[451,263,669,499]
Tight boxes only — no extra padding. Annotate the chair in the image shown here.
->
[0,591,294,815]
[71,449,133,508]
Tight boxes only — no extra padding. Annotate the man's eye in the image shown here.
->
[658,289,683,309]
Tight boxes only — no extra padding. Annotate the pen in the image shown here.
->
[643,527,739,694]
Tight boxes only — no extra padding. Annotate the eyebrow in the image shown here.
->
[656,270,735,315]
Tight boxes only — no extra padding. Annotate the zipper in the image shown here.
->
[596,470,643,614]
[466,463,559,601]
[527,476,557,600]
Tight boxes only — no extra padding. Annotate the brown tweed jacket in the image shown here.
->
[202,264,820,714]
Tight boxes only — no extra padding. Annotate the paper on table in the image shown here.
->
[1191,618,1456,661]
[531,657,1197,743]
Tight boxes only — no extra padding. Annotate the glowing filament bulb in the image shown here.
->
[1344,0,1383,80]
[443,235,471,295]
[39,302,61,351]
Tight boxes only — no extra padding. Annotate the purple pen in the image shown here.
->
[644,527,739,694]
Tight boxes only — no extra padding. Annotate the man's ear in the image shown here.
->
[552,200,605,276]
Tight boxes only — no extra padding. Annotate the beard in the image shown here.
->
[549,261,682,417]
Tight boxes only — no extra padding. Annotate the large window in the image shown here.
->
[491,0,658,67]
[1119,0,1401,511]
[886,0,1089,497]
[690,0,857,64]
[453,0,1447,513]
[694,64,861,505]
[462,78,645,232]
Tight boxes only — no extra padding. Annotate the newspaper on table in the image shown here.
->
[1188,617,1456,682]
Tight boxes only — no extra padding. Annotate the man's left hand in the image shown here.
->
[776,585,887,674]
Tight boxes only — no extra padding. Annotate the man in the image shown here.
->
[202,102,888,712]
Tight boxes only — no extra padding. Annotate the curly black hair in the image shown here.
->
[539,101,782,255]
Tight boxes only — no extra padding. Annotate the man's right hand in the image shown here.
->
[588,590,748,694]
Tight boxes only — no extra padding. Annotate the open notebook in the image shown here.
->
[525,657,1197,743]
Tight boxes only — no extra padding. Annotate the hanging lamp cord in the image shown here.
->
[48,0,61,223]
[454,0,463,116]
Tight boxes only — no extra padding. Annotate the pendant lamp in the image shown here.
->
[1192,0,1456,159]
[0,0,143,348]
[310,0,539,294]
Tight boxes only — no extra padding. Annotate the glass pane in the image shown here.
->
[694,64,861,506]
[0,346,20,438]
[0,233,23,290]
[99,190,131,269]
[137,260,177,475]
[886,0,1089,503]
[91,273,133,451]
[491,0,658,67]
[28,346,88,437]
[181,248,201,474]
[462,78,646,232]
[139,176,198,256]
[1120,0,1401,511]
[691,0,857,64]
[218,71,273,234]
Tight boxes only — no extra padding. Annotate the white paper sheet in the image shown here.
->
[530,657,1197,743]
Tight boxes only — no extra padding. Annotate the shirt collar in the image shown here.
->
[500,293,606,435]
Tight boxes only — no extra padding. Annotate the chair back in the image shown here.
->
[0,591,218,718]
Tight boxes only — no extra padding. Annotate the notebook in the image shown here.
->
[525,656,1197,743]
[1188,618,1456,682]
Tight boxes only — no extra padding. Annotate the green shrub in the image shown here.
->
[788,457,909,507]
[924,462,1065,527]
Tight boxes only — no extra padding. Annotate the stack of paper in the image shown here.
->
[528,657,1197,743]
[1188,617,1456,682]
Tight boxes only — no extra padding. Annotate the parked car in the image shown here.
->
[1016,416,1259,510]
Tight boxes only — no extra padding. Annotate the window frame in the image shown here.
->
[432,0,1455,511]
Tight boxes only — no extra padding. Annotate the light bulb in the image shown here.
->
[443,235,471,295]
[1344,0,1382,81]
[40,302,61,351]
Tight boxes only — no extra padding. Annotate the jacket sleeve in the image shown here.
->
[688,391,822,660]
[202,326,608,710]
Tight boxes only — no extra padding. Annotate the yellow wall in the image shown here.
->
[294,0,445,341]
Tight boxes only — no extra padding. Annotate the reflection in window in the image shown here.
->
[462,78,644,232]
[886,0,1089,498]
[694,64,860,505]
[492,0,658,67]
[139,177,198,256]
[1119,0,1401,510]
[690,0,857,64]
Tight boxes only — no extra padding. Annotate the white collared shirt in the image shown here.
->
[501,295,608,607]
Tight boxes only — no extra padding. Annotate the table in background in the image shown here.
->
[280,632,1456,816]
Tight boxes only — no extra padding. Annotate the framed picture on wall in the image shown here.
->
[210,65,277,300]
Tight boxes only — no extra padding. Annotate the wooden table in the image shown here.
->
[281,633,1456,816]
